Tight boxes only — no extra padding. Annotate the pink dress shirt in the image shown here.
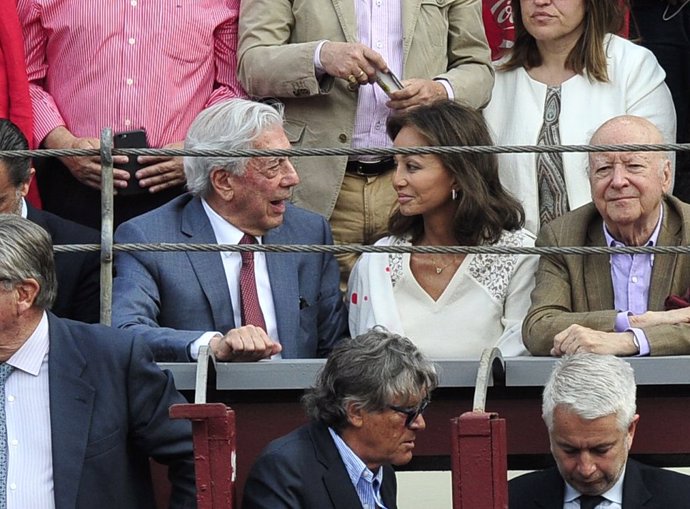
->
[18,0,246,147]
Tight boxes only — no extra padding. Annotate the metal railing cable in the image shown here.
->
[2,141,690,159]
[5,129,690,325]
[52,243,690,256]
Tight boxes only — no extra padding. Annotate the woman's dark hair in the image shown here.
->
[386,100,524,246]
[501,0,627,83]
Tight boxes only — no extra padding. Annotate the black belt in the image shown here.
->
[345,157,395,176]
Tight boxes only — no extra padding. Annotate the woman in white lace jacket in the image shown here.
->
[348,101,538,358]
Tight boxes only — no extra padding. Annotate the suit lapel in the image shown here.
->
[649,201,681,310]
[532,468,566,508]
[622,459,652,508]
[331,0,357,42]
[584,220,615,310]
[48,315,96,509]
[180,198,236,333]
[310,423,365,509]
[265,226,299,355]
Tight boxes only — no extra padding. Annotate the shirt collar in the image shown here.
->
[563,464,625,506]
[201,198,263,245]
[20,197,27,218]
[328,427,384,488]
[7,311,49,376]
[604,205,663,248]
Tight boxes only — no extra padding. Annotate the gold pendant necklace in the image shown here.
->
[430,254,458,274]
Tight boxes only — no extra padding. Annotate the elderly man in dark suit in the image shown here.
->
[0,215,195,508]
[524,115,690,357]
[112,99,348,362]
[510,353,690,508]
[242,328,438,509]
[0,119,100,323]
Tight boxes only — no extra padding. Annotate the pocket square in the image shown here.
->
[665,288,690,310]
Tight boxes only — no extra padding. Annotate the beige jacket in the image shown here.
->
[238,0,493,217]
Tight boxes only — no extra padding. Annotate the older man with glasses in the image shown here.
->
[242,327,438,509]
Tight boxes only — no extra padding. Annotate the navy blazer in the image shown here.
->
[47,313,196,509]
[242,421,397,509]
[509,459,690,508]
[112,193,348,361]
[27,204,101,323]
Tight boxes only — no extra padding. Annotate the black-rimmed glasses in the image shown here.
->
[388,397,430,428]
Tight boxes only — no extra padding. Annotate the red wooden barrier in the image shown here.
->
[451,411,508,509]
[170,403,236,509]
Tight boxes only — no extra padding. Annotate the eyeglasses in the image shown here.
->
[388,397,430,428]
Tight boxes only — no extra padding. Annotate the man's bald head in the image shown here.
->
[590,115,665,153]
[587,115,672,246]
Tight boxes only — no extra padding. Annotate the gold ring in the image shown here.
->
[347,74,358,85]
[356,70,365,78]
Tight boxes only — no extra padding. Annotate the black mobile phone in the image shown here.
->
[113,129,149,196]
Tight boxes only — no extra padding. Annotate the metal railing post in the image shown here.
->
[99,128,114,325]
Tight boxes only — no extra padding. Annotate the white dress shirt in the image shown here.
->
[563,467,625,509]
[189,199,280,359]
[6,312,55,509]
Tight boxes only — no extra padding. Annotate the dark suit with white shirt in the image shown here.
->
[509,459,690,508]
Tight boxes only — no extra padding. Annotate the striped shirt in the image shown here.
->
[328,427,389,509]
[18,0,246,147]
[6,312,54,509]
[351,0,404,159]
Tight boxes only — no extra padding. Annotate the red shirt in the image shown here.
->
[1,0,40,207]
[18,0,246,147]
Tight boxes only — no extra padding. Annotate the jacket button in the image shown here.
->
[338,134,347,143]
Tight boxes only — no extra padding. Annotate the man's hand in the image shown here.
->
[552,324,639,357]
[630,307,690,328]
[387,78,448,111]
[135,141,186,193]
[43,126,129,190]
[319,42,387,84]
[209,325,282,362]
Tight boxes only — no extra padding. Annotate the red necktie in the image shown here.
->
[239,234,267,331]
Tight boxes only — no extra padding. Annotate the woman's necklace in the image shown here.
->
[429,254,459,274]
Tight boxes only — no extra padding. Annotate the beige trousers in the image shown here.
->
[329,170,397,289]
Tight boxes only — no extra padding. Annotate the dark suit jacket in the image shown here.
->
[47,313,195,509]
[523,196,690,355]
[242,421,397,509]
[27,204,101,323]
[509,458,690,508]
[112,194,348,361]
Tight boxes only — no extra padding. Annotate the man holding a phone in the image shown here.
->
[18,0,246,228]
[238,0,493,281]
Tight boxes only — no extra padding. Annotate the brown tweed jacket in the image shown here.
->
[523,195,690,356]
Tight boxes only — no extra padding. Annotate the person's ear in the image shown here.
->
[14,278,40,315]
[20,168,36,198]
[626,414,640,450]
[660,159,672,194]
[210,168,235,201]
[345,401,364,429]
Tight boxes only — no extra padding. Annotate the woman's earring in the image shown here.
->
[451,188,458,201]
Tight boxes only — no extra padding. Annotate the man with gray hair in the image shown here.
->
[112,98,347,361]
[524,115,690,357]
[0,215,195,508]
[242,328,438,509]
[510,353,690,508]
